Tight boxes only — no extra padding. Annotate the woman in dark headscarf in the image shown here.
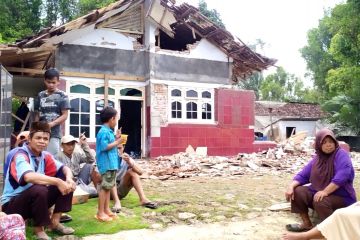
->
[284,128,356,232]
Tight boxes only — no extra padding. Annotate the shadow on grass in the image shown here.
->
[26,192,156,239]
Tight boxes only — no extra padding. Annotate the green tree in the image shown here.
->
[198,0,225,29]
[301,0,360,134]
[78,0,116,16]
[238,72,264,100]
[0,0,42,43]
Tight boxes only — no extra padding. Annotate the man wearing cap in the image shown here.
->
[56,133,96,185]
[1,121,76,240]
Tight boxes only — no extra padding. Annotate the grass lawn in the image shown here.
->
[26,192,157,239]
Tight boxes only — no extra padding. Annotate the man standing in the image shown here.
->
[1,121,76,240]
[34,68,71,156]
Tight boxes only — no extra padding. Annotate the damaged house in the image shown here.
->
[0,0,275,157]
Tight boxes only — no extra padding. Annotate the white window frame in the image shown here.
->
[168,86,215,124]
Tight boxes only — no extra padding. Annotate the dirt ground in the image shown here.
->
[83,172,360,240]
[84,174,302,240]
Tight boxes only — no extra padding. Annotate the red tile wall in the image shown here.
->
[149,89,276,157]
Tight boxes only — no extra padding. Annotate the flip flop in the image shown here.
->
[286,223,312,232]
[107,212,119,219]
[142,202,158,209]
[111,206,121,213]
[59,214,72,223]
[94,215,112,222]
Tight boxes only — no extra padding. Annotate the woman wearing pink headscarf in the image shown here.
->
[284,128,356,232]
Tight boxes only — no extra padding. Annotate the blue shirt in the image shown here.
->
[96,125,120,174]
[1,144,63,204]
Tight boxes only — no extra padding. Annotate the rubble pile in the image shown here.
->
[138,145,317,180]
[138,136,360,180]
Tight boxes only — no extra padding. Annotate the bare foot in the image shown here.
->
[282,232,307,240]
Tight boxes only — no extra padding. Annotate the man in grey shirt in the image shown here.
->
[56,134,95,185]
[34,68,71,156]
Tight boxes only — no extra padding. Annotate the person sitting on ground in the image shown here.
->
[284,128,356,232]
[56,133,96,187]
[112,144,157,211]
[0,212,26,240]
[283,201,360,240]
[1,121,76,240]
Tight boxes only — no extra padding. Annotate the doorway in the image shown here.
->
[286,127,296,138]
[118,100,142,158]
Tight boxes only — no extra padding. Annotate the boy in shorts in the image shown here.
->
[95,107,122,222]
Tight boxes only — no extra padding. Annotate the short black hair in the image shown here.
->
[100,106,117,123]
[30,121,51,138]
[44,68,60,81]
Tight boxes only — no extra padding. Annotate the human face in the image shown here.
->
[28,132,50,155]
[62,141,76,157]
[44,77,59,93]
[321,136,336,154]
[109,114,119,129]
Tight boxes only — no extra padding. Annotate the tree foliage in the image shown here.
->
[198,0,225,29]
[301,0,360,134]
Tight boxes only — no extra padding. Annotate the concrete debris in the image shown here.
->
[137,145,360,181]
[178,212,197,220]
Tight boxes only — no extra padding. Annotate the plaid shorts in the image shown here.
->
[100,170,117,190]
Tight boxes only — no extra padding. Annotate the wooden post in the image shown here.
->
[104,74,109,107]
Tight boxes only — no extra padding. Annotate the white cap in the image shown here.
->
[61,135,79,144]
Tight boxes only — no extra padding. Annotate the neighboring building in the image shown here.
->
[255,101,326,142]
[0,0,275,157]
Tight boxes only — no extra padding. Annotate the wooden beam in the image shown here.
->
[104,74,109,107]
[6,67,145,81]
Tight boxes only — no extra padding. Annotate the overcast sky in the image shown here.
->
[177,0,343,85]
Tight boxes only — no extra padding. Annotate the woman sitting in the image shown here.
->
[284,128,356,232]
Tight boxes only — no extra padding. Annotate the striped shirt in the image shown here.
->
[1,144,63,205]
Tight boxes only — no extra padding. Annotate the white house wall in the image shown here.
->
[278,120,317,141]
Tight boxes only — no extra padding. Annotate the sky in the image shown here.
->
[177,0,343,86]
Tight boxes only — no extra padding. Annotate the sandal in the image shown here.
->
[94,214,112,222]
[142,202,158,209]
[111,206,121,213]
[50,223,75,235]
[107,212,119,219]
[286,223,312,232]
[60,213,72,223]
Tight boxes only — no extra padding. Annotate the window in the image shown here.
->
[186,102,197,119]
[202,103,211,119]
[70,85,90,94]
[69,98,90,137]
[95,100,115,135]
[120,88,142,96]
[202,91,211,98]
[169,87,214,123]
[96,87,115,95]
[171,101,182,118]
[186,90,198,98]
[171,89,181,97]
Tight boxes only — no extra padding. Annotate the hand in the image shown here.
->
[285,186,295,202]
[57,179,72,195]
[122,153,130,162]
[66,178,77,192]
[79,133,87,145]
[116,128,122,139]
[314,191,328,202]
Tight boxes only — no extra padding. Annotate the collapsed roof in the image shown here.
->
[0,0,276,80]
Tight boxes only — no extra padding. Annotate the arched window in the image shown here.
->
[120,88,142,97]
[202,103,212,120]
[171,101,182,118]
[70,84,90,94]
[69,98,90,137]
[186,102,197,119]
[171,89,181,97]
[186,90,198,98]
[202,91,211,98]
[95,100,115,135]
[96,87,115,95]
